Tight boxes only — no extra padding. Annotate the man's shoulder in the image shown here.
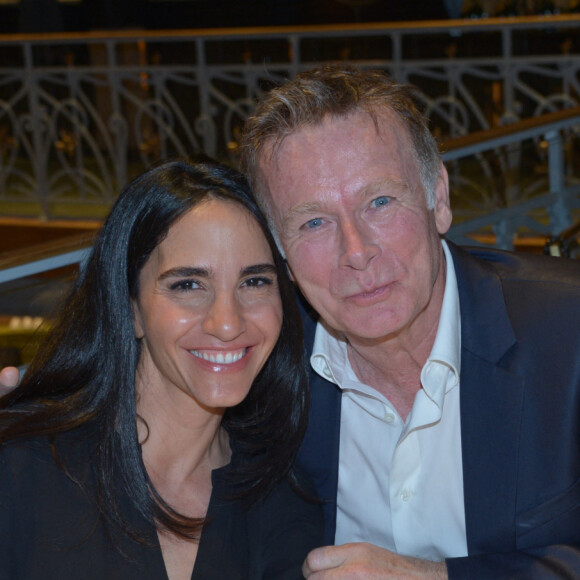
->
[451,242,580,347]
[450,242,580,288]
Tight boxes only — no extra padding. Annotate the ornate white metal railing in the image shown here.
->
[0,15,579,238]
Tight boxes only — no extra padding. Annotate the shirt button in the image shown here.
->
[384,412,395,423]
[400,489,411,502]
[323,367,333,379]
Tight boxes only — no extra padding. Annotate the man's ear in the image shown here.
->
[433,162,452,235]
[132,299,145,339]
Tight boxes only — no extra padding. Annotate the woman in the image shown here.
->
[0,157,323,579]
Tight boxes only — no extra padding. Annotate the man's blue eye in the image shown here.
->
[306,218,322,229]
[372,196,389,208]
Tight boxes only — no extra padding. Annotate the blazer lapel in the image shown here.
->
[297,294,342,545]
[449,242,525,555]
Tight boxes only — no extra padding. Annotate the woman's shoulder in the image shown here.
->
[0,435,53,474]
[0,427,102,536]
[0,425,97,486]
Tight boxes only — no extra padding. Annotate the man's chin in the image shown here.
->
[330,314,405,345]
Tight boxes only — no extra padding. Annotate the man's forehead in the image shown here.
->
[261,109,410,160]
[260,114,413,178]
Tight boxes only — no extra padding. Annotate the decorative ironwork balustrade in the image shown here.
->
[443,106,580,250]
[0,15,579,245]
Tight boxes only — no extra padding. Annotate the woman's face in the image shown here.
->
[133,198,283,413]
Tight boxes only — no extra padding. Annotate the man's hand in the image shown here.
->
[0,366,20,395]
[303,543,448,579]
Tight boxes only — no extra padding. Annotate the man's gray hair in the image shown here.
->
[240,64,442,231]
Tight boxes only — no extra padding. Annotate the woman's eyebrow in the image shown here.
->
[158,266,210,281]
[241,263,277,276]
[158,264,276,281]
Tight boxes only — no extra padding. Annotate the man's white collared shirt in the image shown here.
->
[310,241,468,561]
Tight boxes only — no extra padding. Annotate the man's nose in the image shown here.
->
[201,293,246,342]
[338,220,379,270]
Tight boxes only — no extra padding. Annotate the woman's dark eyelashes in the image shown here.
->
[169,279,200,291]
[243,276,274,287]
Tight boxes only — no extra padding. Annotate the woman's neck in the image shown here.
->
[136,377,231,500]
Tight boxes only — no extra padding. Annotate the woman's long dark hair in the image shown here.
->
[0,156,309,542]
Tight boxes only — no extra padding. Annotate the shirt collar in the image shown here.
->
[310,240,461,397]
[311,321,351,386]
[420,240,461,403]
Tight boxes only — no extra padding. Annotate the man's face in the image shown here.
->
[258,111,452,345]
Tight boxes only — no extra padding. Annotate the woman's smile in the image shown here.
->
[189,348,248,365]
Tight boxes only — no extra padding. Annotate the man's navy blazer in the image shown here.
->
[296,241,580,579]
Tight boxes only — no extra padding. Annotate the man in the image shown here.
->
[239,65,580,578]
[2,65,580,578]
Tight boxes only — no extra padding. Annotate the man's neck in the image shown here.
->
[347,326,437,421]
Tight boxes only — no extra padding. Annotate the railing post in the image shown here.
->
[195,37,216,157]
[289,35,300,78]
[545,127,571,234]
[501,26,516,123]
[391,32,402,81]
[23,42,50,218]
[106,39,128,189]
[492,217,516,251]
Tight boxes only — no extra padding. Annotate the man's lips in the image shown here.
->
[344,282,392,304]
[189,348,248,365]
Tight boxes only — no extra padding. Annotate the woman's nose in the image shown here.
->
[201,293,246,342]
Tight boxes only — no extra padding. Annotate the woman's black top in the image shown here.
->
[0,431,323,579]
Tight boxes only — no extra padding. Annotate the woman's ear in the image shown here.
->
[132,299,145,339]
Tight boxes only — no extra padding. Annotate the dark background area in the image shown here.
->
[2,0,452,34]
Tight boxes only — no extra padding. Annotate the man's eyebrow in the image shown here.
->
[358,177,407,198]
[282,202,324,230]
[158,266,210,281]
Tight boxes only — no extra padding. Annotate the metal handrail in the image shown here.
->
[0,232,94,284]
[1,13,579,43]
[441,106,580,160]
